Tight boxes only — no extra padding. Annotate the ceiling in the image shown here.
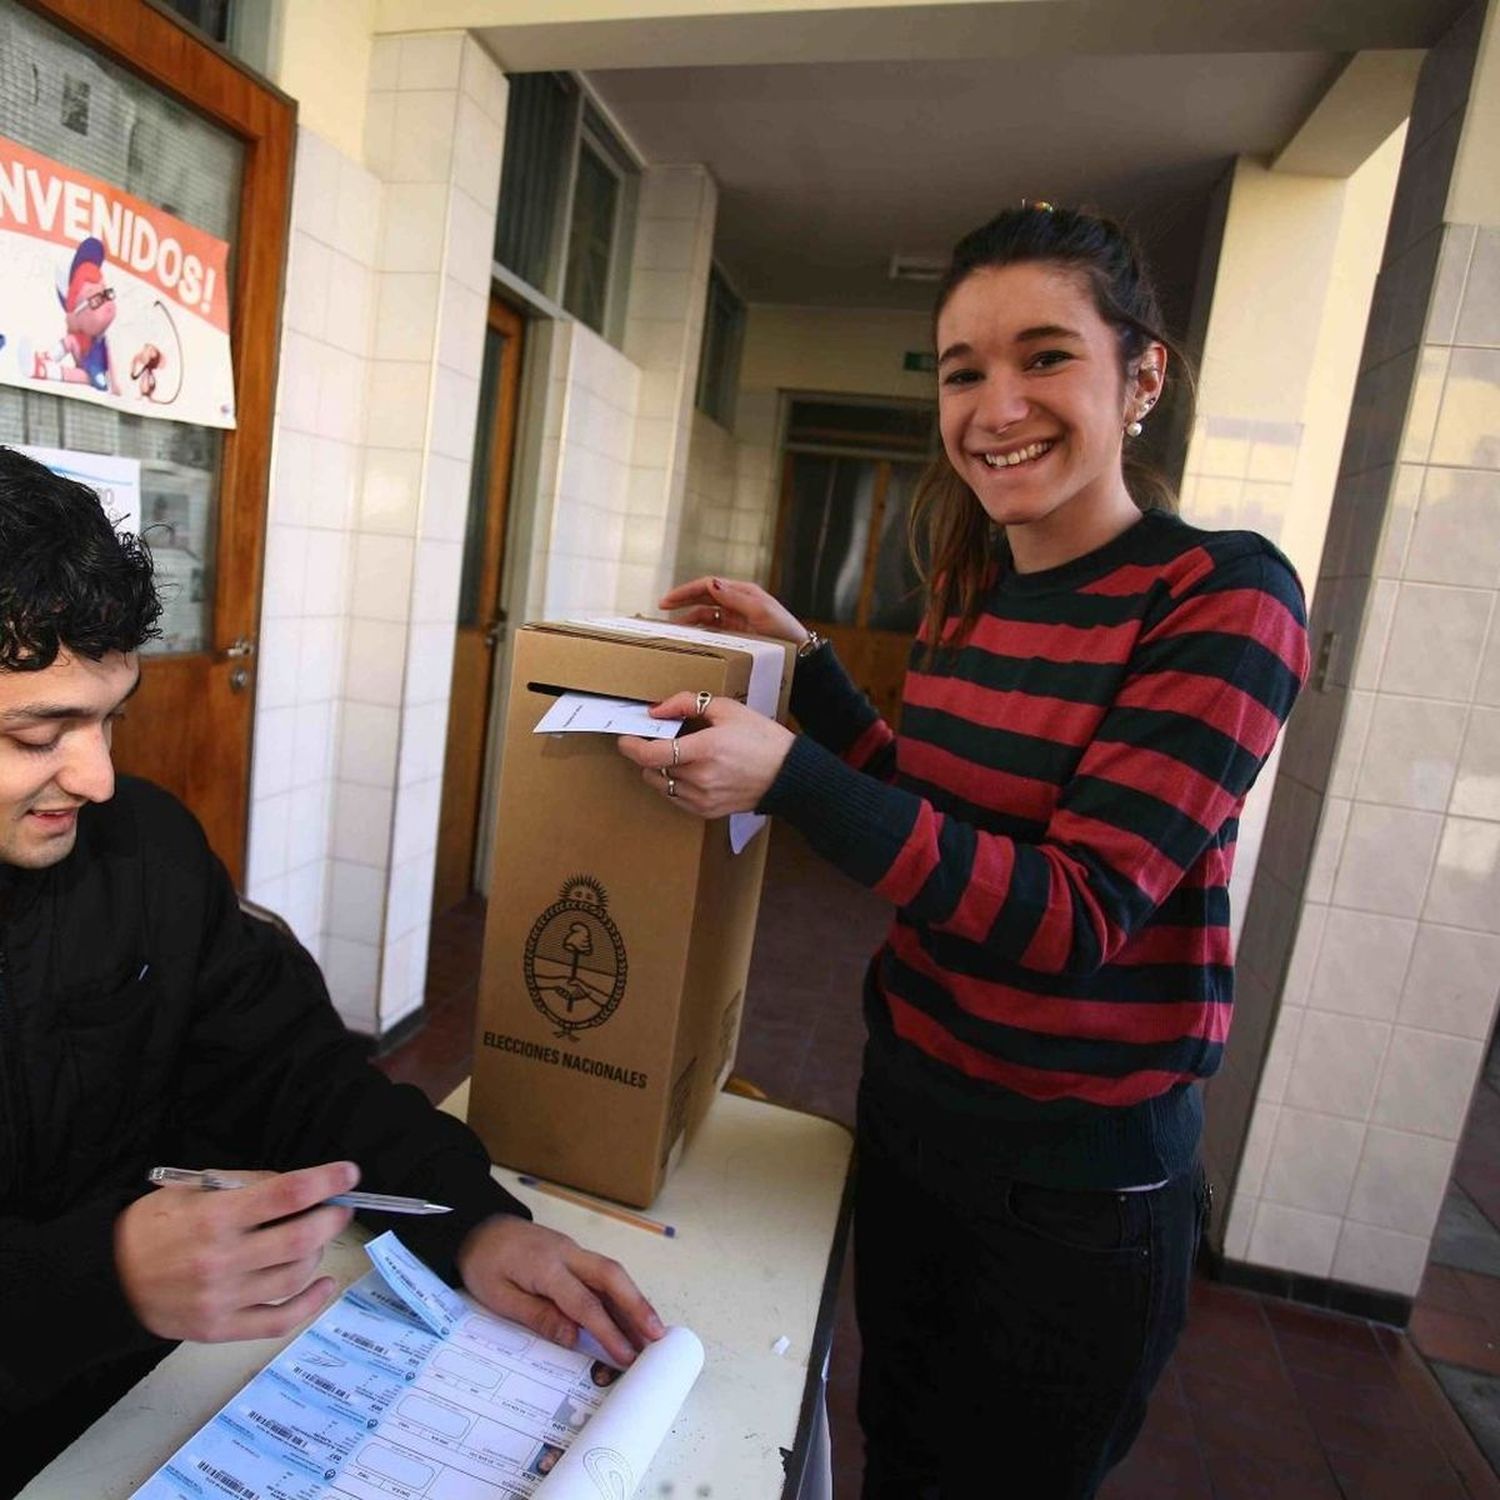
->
[587,51,1350,312]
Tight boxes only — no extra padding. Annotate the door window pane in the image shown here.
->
[868,463,925,632]
[784,398,935,458]
[494,73,576,295]
[696,265,744,427]
[458,322,508,628]
[779,455,875,626]
[0,2,242,656]
[561,141,619,335]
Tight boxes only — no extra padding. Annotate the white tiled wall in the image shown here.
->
[245,128,380,966]
[1214,0,1500,1297]
[246,34,507,1038]
[350,31,506,1035]
[622,167,718,602]
[676,408,778,586]
[537,323,644,618]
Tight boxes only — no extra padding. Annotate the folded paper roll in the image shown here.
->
[538,1325,705,1497]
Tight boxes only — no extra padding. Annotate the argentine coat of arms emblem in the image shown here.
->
[522,876,628,1040]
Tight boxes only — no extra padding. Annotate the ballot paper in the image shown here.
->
[130,1231,704,1500]
[533,691,686,741]
[565,615,787,853]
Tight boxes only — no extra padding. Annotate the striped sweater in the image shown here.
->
[760,510,1309,1188]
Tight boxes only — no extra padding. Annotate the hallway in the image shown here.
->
[380,826,1500,1498]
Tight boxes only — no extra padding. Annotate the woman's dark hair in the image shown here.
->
[0,445,162,671]
[910,203,1195,653]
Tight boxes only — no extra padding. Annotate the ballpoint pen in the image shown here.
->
[147,1166,452,1215]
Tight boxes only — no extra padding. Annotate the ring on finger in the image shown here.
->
[713,607,722,624]
[671,738,681,767]
[665,774,678,798]
[695,690,712,716]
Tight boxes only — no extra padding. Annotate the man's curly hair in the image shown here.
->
[0,445,162,672]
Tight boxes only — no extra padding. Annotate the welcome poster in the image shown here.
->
[0,134,236,428]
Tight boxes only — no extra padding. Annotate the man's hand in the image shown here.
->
[456,1216,665,1367]
[114,1162,358,1343]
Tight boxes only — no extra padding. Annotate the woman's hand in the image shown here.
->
[617,692,795,818]
[659,576,808,647]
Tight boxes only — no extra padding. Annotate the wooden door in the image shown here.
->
[771,452,924,730]
[16,0,294,888]
[433,298,526,915]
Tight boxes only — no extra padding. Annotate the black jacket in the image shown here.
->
[0,777,525,1451]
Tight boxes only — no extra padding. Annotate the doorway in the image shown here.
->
[770,396,935,730]
[433,297,526,916]
[0,0,293,886]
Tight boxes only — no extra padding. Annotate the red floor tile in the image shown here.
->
[1198,1441,1342,1498]
[1326,1444,1472,1500]
[1098,1433,1213,1498]
[1409,1304,1500,1378]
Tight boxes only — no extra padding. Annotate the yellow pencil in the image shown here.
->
[516,1175,677,1237]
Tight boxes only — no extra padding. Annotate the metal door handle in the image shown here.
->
[221,636,256,659]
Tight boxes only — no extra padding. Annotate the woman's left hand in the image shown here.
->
[616,692,795,818]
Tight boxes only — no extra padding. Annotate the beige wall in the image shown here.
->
[1287,125,1408,582]
[274,0,377,163]
[1172,140,1401,991]
[1448,0,1500,226]
[739,304,936,403]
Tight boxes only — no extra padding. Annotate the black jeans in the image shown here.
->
[854,1090,1206,1499]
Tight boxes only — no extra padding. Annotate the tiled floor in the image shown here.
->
[379,826,1500,1498]
[1409,1036,1500,1475]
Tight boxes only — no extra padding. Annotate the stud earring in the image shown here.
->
[1125,418,1143,438]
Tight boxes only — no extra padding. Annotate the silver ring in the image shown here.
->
[666,774,678,798]
[671,738,681,767]
[713,607,722,624]
[659,766,669,780]
[695,691,712,716]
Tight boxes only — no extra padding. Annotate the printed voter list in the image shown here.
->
[130,1231,703,1499]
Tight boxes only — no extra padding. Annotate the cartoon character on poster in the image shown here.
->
[0,136,230,425]
[28,236,174,403]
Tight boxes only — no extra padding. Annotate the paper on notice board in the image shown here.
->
[566,615,785,853]
[534,691,686,741]
[130,1232,703,1499]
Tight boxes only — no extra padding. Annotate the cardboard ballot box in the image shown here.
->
[468,620,796,1207]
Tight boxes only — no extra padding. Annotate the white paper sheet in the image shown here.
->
[130,1233,702,1500]
[533,692,685,741]
[535,1327,704,1498]
[565,616,787,853]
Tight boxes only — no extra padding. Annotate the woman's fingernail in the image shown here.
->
[710,577,723,590]
[648,1313,666,1338]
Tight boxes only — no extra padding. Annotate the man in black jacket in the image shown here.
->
[0,446,662,1493]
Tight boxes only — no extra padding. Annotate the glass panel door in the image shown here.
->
[778,454,877,626]
[0,2,243,657]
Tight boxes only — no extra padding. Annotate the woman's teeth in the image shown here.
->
[982,440,1053,468]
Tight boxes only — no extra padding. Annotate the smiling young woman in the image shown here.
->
[620,203,1310,1498]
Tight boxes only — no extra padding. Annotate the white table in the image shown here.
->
[20,1087,854,1500]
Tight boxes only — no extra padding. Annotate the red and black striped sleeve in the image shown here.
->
[761,547,1308,975]
[786,638,899,782]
